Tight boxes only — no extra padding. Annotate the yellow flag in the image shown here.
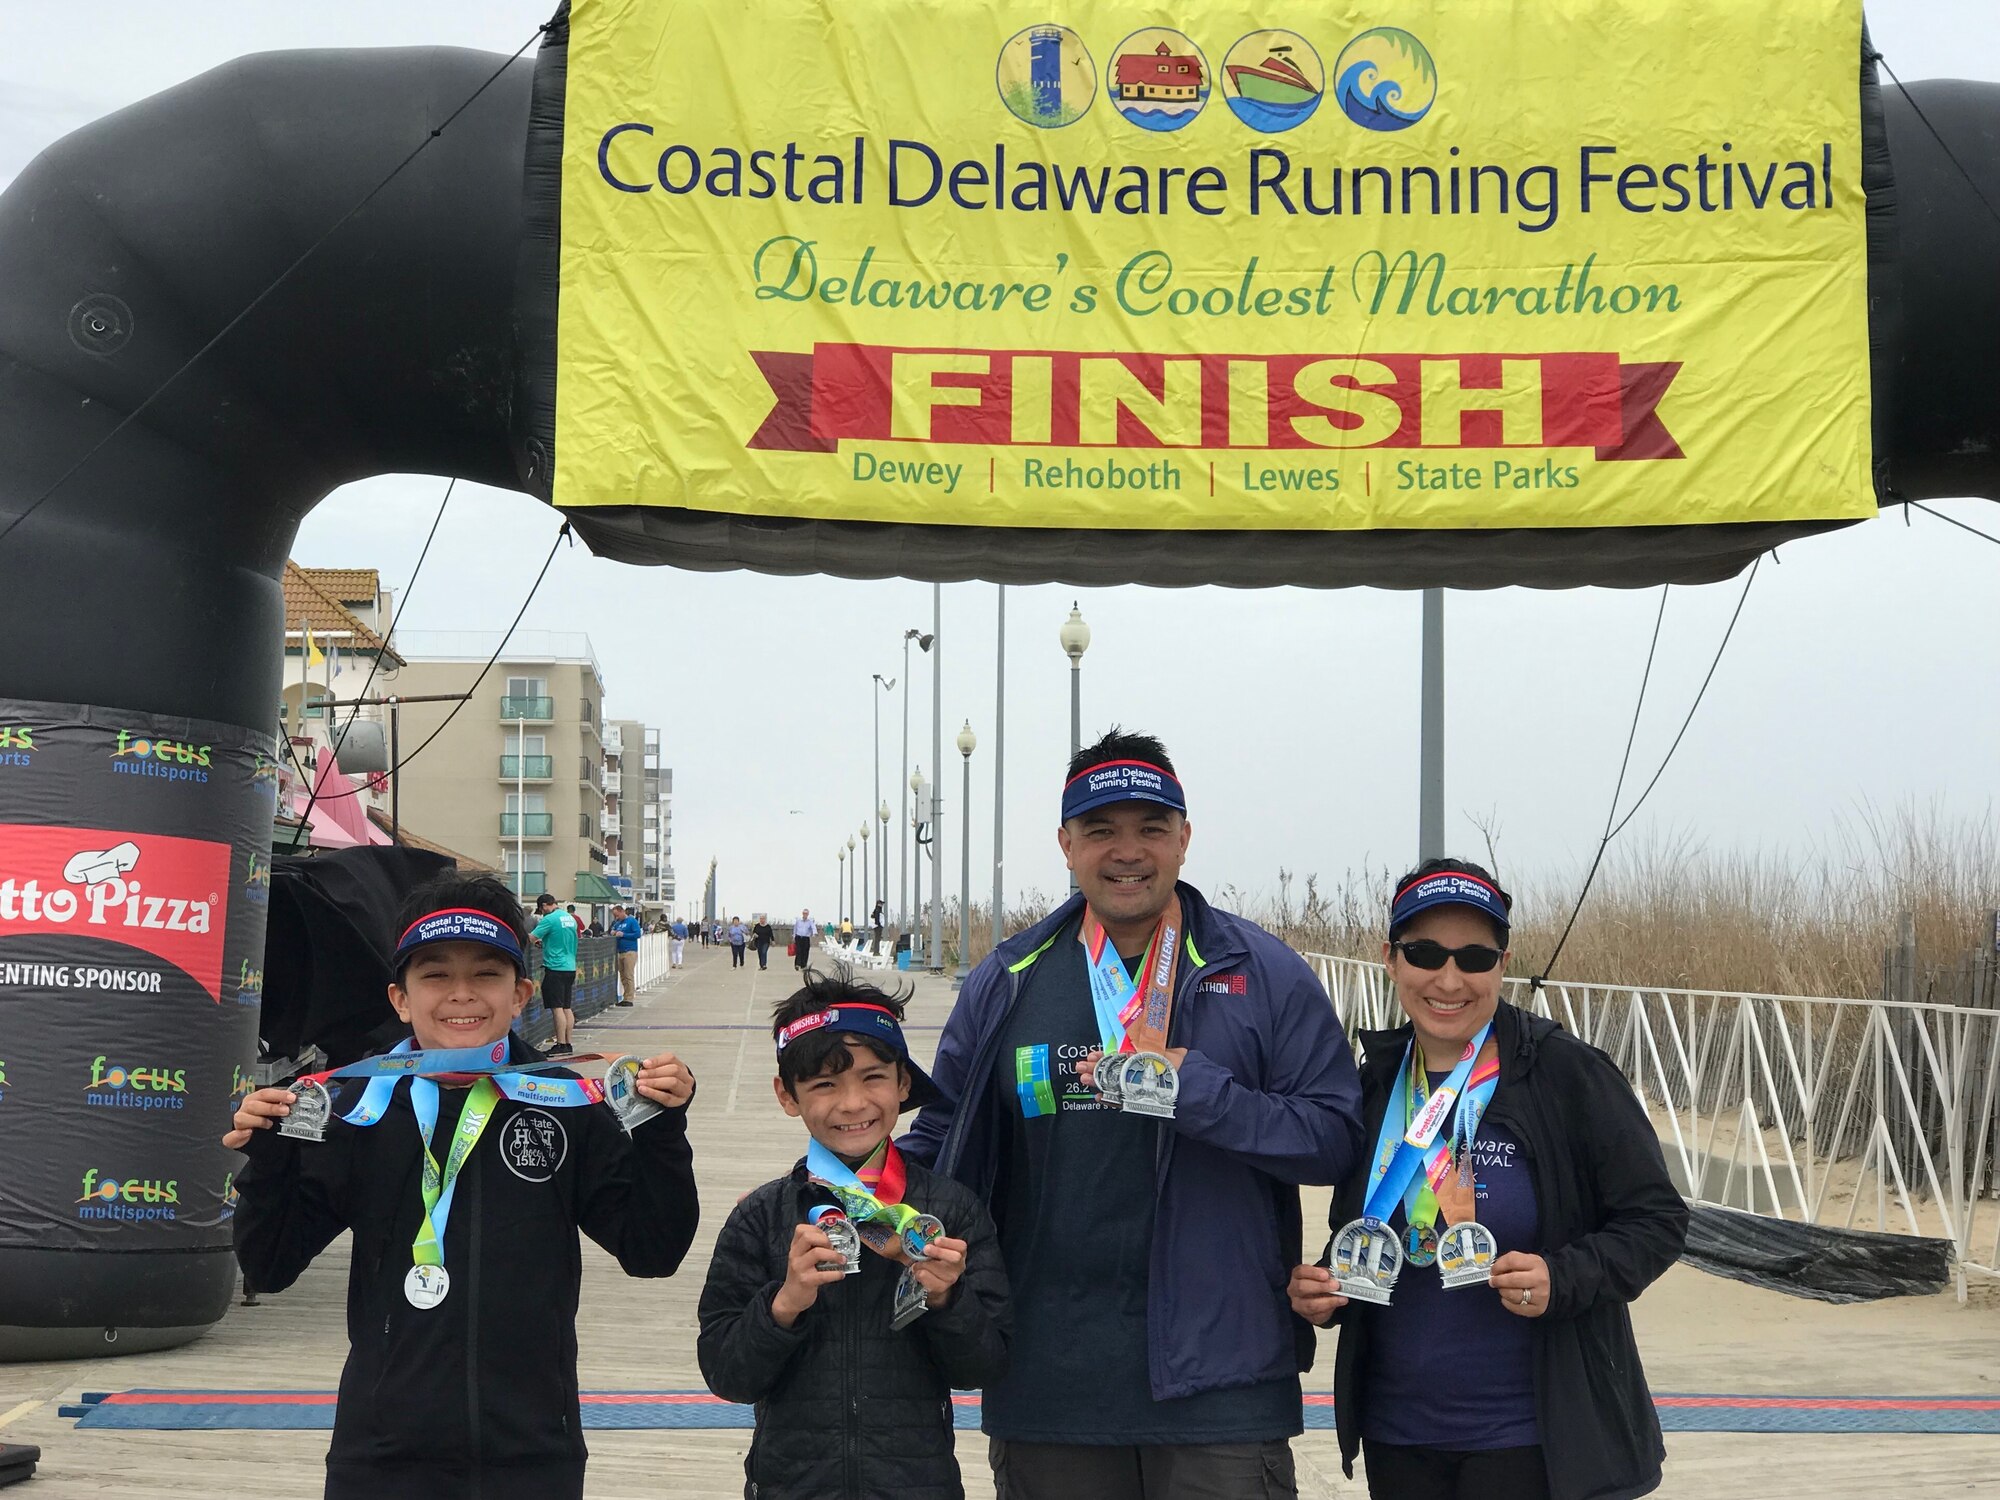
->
[303,623,324,669]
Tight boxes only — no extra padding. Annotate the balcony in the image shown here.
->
[500,695,554,721]
[506,871,550,898]
[500,812,553,838]
[604,770,622,794]
[498,754,553,780]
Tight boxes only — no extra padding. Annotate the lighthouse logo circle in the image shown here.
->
[998,26,1095,128]
[1332,27,1437,131]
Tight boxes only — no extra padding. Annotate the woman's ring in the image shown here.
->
[1520,1289,1532,1305]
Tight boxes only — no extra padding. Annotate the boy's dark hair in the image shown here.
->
[772,968,913,1096]
[393,871,530,949]
[1388,857,1513,942]
[1067,726,1176,783]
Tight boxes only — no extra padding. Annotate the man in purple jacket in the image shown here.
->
[901,728,1364,1500]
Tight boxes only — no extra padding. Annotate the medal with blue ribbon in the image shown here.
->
[402,1074,501,1309]
[315,1038,610,1128]
[1080,897,1183,1116]
[805,1139,942,1262]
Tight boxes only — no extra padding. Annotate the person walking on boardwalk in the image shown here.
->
[669,916,687,969]
[793,909,815,970]
[728,916,749,969]
[1287,860,1688,1500]
[753,914,776,970]
[902,728,1365,1500]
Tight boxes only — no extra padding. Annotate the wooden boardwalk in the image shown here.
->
[0,942,1994,1497]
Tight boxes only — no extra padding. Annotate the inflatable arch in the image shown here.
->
[0,13,1994,1355]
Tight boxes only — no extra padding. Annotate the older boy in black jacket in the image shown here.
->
[699,972,1010,1500]
[228,875,700,1500]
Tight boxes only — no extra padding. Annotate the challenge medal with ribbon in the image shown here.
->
[403,1074,501,1309]
[602,1055,664,1134]
[805,1139,945,1290]
[279,1079,334,1142]
[308,1038,613,1130]
[807,1205,863,1275]
[1334,1022,1496,1306]
[1081,897,1182,1119]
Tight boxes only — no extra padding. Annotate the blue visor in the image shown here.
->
[393,907,526,975]
[1390,871,1511,940]
[775,1002,943,1110]
[1062,759,1186,823]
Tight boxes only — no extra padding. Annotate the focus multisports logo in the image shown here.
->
[77,1167,179,1222]
[84,1054,189,1111]
[109,728,212,785]
[0,726,33,768]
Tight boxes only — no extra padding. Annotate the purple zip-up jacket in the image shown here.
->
[901,882,1364,1402]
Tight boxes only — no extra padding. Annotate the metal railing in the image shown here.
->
[1306,955,2000,1290]
[500,812,554,837]
[500,695,555,720]
[499,754,553,779]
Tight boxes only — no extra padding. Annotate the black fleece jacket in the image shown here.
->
[232,1035,698,1500]
[1327,1002,1688,1500]
[698,1156,1011,1500]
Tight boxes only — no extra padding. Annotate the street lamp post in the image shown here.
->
[956,720,976,986]
[901,627,934,932]
[859,821,871,938]
[872,671,894,920]
[846,834,856,929]
[929,584,944,974]
[1060,601,1091,759]
[836,846,844,928]
[877,799,890,934]
[1059,601,1091,893]
[910,768,925,964]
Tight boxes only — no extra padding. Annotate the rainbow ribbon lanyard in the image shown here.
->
[1078,901,1180,1056]
[806,1138,921,1246]
[408,1075,500,1274]
[1362,1021,1494,1226]
[334,1039,604,1127]
[1402,1041,1502,1232]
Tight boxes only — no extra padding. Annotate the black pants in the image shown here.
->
[730,942,745,967]
[794,937,810,969]
[1361,1441,1549,1500]
[990,1438,1297,1500]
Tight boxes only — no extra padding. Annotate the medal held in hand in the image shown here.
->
[890,1263,929,1330]
[808,1205,862,1275]
[1437,1219,1500,1289]
[1330,1217,1404,1305]
[1081,898,1183,1117]
[1338,1022,1499,1306]
[901,1213,945,1261]
[278,1079,333,1142]
[602,1054,663,1134]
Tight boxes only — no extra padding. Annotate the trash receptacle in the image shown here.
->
[896,950,912,971]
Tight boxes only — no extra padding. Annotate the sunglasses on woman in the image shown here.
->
[1390,938,1506,974]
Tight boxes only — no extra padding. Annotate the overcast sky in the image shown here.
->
[3,4,1992,925]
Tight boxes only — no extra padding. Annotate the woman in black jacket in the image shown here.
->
[1289,859,1687,1500]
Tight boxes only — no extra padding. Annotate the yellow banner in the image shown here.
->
[555,0,1872,531]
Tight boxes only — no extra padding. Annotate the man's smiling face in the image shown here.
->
[1059,801,1191,944]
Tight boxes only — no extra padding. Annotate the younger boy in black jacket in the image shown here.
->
[698,971,1010,1500]
[228,874,700,1500]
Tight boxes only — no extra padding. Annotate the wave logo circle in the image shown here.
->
[997,25,1096,128]
[1332,27,1437,131]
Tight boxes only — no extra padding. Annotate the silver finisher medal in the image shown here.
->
[1117,1051,1179,1119]
[404,1263,451,1309]
[278,1079,333,1142]
[1436,1220,1500,1290]
[890,1263,929,1330]
[1092,1050,1124,1104]
[817,1215,862,1275]
[901,1213,945,1261]
[1330,1218,1404,1306]
[603,1055,663,1134]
